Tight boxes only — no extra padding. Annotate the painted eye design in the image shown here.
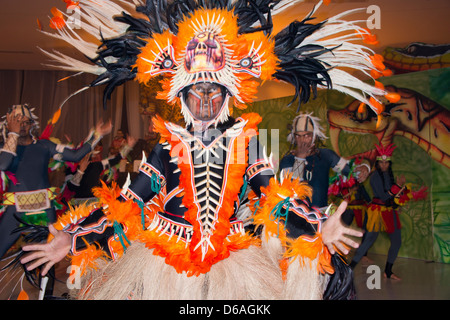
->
[239,58,253,68]
[205,40,217,49]
[143,43,177,76]
[233,43,263,77]
[163,58,174,69]
[187,39,199,50]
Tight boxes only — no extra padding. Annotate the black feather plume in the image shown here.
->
[1,215,51,288]
[323,253,357,300]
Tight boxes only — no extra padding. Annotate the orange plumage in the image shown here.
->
[135,8,279,110]
[252,174,333,275]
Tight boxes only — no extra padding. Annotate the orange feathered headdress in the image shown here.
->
[41,0,396,125]
[134,7,278,126]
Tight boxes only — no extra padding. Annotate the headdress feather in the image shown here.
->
[375,143,396,161]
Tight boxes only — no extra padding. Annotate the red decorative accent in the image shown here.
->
[375,143,396,159]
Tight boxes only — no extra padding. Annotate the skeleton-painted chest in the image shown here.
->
[174,128,236,217]
[144,117,258,262]
[164,120,247,215]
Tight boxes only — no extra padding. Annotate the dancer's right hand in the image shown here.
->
[20,224,72,276]
[6,111,23,134]
[95,119,113,136]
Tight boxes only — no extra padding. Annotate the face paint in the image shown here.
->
[378,160,390,172]
[294,131,314,145]
[185,82,225,122]
[18,116,33,137]
[9,105,36,138]
[185,31,225,74]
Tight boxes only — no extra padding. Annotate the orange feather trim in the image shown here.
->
[69,239,109,276]
[92,180,121,205]
[50,181,159,275]
[251,174,333,275]
[50,202,109,275]
[139,228,260,276]
[284,234,334,275]
[52,202,98,233]
[152,114,172,143]
[94,183,155,244]
[253,174,312,240]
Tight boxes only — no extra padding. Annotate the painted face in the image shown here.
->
[185,31,224,73]
[294,131,314,145]
[185,82,225,122]
[378,160,390,172]
[9,106,35,138]
[18,116,33,137]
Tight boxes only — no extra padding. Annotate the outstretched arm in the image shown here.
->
[20,142,166,275]
[48,120,113,164]
[0,112,23,170]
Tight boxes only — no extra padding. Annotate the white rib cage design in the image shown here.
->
[148,213,194,246]
[162,120,247,260]
[147,212,245,250]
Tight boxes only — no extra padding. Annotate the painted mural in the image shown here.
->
[382,42,450,74]
[234,67,450,263]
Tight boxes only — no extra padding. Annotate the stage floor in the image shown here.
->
[352,253,450,300]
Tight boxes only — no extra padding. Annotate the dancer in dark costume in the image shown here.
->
[349,143,427,279]
[279,113,370,211]
[0,104,112,298]
[66,135,136,206]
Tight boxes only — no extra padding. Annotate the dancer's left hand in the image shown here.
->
[355,165,369,183]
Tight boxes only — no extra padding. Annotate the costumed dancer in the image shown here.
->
[65,134,137,207]
[0,104,112,298]
[349,143,428,279]
[17,0,400,300]
[279,113,371,211]
[342,184,373,265]
[338,184,371,229]
[278,112,371,278]
[328,157,373,264]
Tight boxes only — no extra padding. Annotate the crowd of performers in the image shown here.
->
[0,0,428,300]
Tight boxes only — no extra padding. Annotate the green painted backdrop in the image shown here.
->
[235,67,450,263]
